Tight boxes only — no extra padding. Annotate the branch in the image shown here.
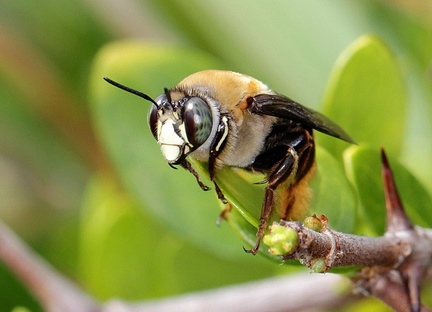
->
[287,219,405,267]
[263,149,432,312]
[0,218,355,312]
[0,219,99,312]
[264,220,432,312]
[103,273,354,312]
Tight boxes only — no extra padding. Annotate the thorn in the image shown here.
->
[381,148,413,232]
[401,263,423,312]
[366,271,415,312]
[381,149,426,311]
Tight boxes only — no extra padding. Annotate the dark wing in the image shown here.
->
[250,93,355,144]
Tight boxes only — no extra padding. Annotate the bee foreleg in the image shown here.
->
[246,146,298,255]
[213,181,228,204]
[180,159,211,191]
[208,116,229,204]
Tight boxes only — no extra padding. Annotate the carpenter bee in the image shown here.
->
[104,70,354,254]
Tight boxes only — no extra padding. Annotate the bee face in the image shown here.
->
[148,93,214,164]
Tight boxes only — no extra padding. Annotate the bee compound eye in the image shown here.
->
[183,97,213,147]
[147,104,159,139]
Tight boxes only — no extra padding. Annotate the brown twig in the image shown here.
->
[103,273,354,312]
[0,219,99,312]
[264,149,432,312]
[0,216,355,312]
[279,220,406,268]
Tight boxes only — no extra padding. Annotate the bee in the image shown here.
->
[104,70,354,254]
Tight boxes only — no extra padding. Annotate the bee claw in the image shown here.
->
[216,203,232,226]
[254,179,268,185]
[243,246,258,255]
[243,238,261,255]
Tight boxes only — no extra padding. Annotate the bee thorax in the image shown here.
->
[218,114,275,168]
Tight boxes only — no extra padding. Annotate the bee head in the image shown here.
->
[148,89,213,164]
[103,77,213,165]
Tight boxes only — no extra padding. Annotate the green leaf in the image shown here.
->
[0,83,88,209]
[310,147,356,233]
[344,146,386,235]
[173,155,283,260]
[0,263,41,312]
[190,159,265,229]
[319,34,406,158]
[148,0,370,105]
[78,176,279,300]
[344,145,432,235]
[78,177,164,300]
[194,147,356,255]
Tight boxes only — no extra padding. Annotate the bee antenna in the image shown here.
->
[103,77,159,107]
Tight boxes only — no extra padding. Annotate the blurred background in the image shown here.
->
[0,0,431,311]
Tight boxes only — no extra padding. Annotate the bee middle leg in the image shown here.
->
[246,147,298,255]
[216,202,232,226]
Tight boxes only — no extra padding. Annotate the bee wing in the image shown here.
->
[250,94,355,144]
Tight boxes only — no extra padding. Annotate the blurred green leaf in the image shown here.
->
[11,307,33,312]
[0,262,41,312]
[344,146,386,235]
[190,160,265,230]
[78,176,279,300]
[78,177,161,300]
[0,0,111,91]
[310,147,356,233]
[195,147,356,257]
[365,1,432,70]
[0,81,88,211]
[344,145,432,235]
[148,0,369,105]
[319,34,406,158]
[345,296,393,312]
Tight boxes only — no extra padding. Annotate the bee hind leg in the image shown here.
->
[245,147,298,255]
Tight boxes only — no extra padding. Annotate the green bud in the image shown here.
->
[303,216,322,232]
[263,224,298,255]
[310,258,326,273]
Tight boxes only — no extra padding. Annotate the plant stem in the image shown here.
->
[0,219,99,312]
